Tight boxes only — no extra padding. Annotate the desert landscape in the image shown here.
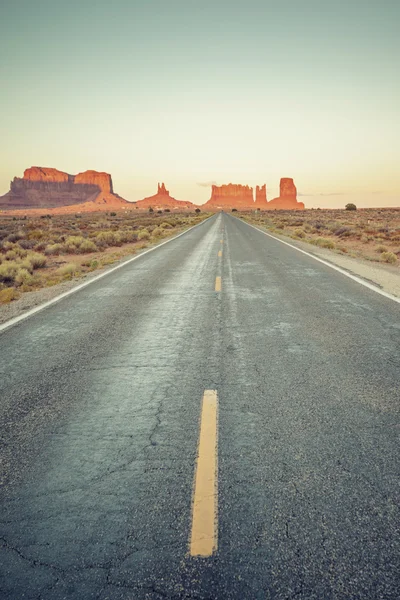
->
[0,165,398,307]
[0,210,209,305]
[239,207,400,265]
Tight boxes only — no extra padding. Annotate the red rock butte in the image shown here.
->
[134,183,195,210]
[203,179,304,210]
[0,166,128,211]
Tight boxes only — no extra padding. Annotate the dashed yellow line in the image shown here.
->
[218,250,222,257]
[220,239,223,244]
[215,276,221,292]
[190,390,218,557]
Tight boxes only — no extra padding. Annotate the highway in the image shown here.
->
[0,212,399,599]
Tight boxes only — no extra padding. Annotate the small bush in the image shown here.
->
[110,212,117,217]
[57,263,81,277]
[294,228,305,238]
[195,208,201,213]
[345,203,357,211]
[26,252,47,269]
[315,237,335,249]
[151,227,163,237]
[380,252,397,264]
[14,268,35,286]
[375,245,388,254]
[138,229,150,240]
[79,239,97,253]
[0,287,20,304]
[44,243,65,256]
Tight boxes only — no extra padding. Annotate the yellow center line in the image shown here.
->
[190,390,218,557]
[220,239,223,244]
[215,276,221,292]
[218,250,222,257]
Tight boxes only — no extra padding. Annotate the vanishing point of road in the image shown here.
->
[0,213,399,599]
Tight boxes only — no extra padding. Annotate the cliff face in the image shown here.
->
[0,167,126,210]
[75,170,113,194]
[135,183,195,210]
[203,184,255,209]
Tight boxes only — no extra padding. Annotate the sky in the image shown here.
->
[0,0,399,208]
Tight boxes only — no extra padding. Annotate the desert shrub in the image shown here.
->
[0,261,19,283]
[26,252,47,269]
[164,209,170,213]
[0,287,20,304]
[137,229,150,240]
[345,203,357,211]
[5,250,19,261]
[334,227,350,236]
[151,226,163,237]
[96,231,118,246]
[14,268,35,286]
[79,239,97,253]
[110,212,117,217]
[2,240,15,251]
[195,208,201,213]
[337,245,348,253]
[57,263,81,277]
[376,245,388,254]
[294,228,305,238]
[160,222,172,229]
[18,239,34,250]
[315,237,335,249]
[6,232,24,242]
[44,243,65,256]
[28,229,45,240]
[380,252,397,264]
[65,235,85,249]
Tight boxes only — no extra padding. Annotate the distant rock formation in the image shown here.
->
[202,179,304,210]
[203,184,254,209]
[157,182,169,196]
[135,183,195,210]
[268,178,304,210]
[0,167,127,210]
[255,184,267,207]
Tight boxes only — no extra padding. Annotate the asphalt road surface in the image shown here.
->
[1,213,399,599]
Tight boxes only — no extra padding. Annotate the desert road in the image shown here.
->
[0,213,399,599]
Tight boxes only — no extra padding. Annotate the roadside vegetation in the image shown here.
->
[239,208,400,267]
[0,210,209,303]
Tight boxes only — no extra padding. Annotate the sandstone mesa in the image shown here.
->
[0,167,304,213]
[0,167,128,212]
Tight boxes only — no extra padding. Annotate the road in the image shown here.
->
[0,212,399,599]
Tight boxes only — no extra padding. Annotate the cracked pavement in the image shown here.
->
[0,213,399,599]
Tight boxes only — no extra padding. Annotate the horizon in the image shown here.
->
[1,0,399,209]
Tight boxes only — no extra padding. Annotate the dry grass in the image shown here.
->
[239,208,400,266]
[0,210,209,303]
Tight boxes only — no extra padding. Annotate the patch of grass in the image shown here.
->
[0,287,20,304]
[380,252,397,264]
[137,229,150,240]
[314,237,336,249]
[57,263,81,278]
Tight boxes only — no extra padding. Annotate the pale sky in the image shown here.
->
[1,0,399,207]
